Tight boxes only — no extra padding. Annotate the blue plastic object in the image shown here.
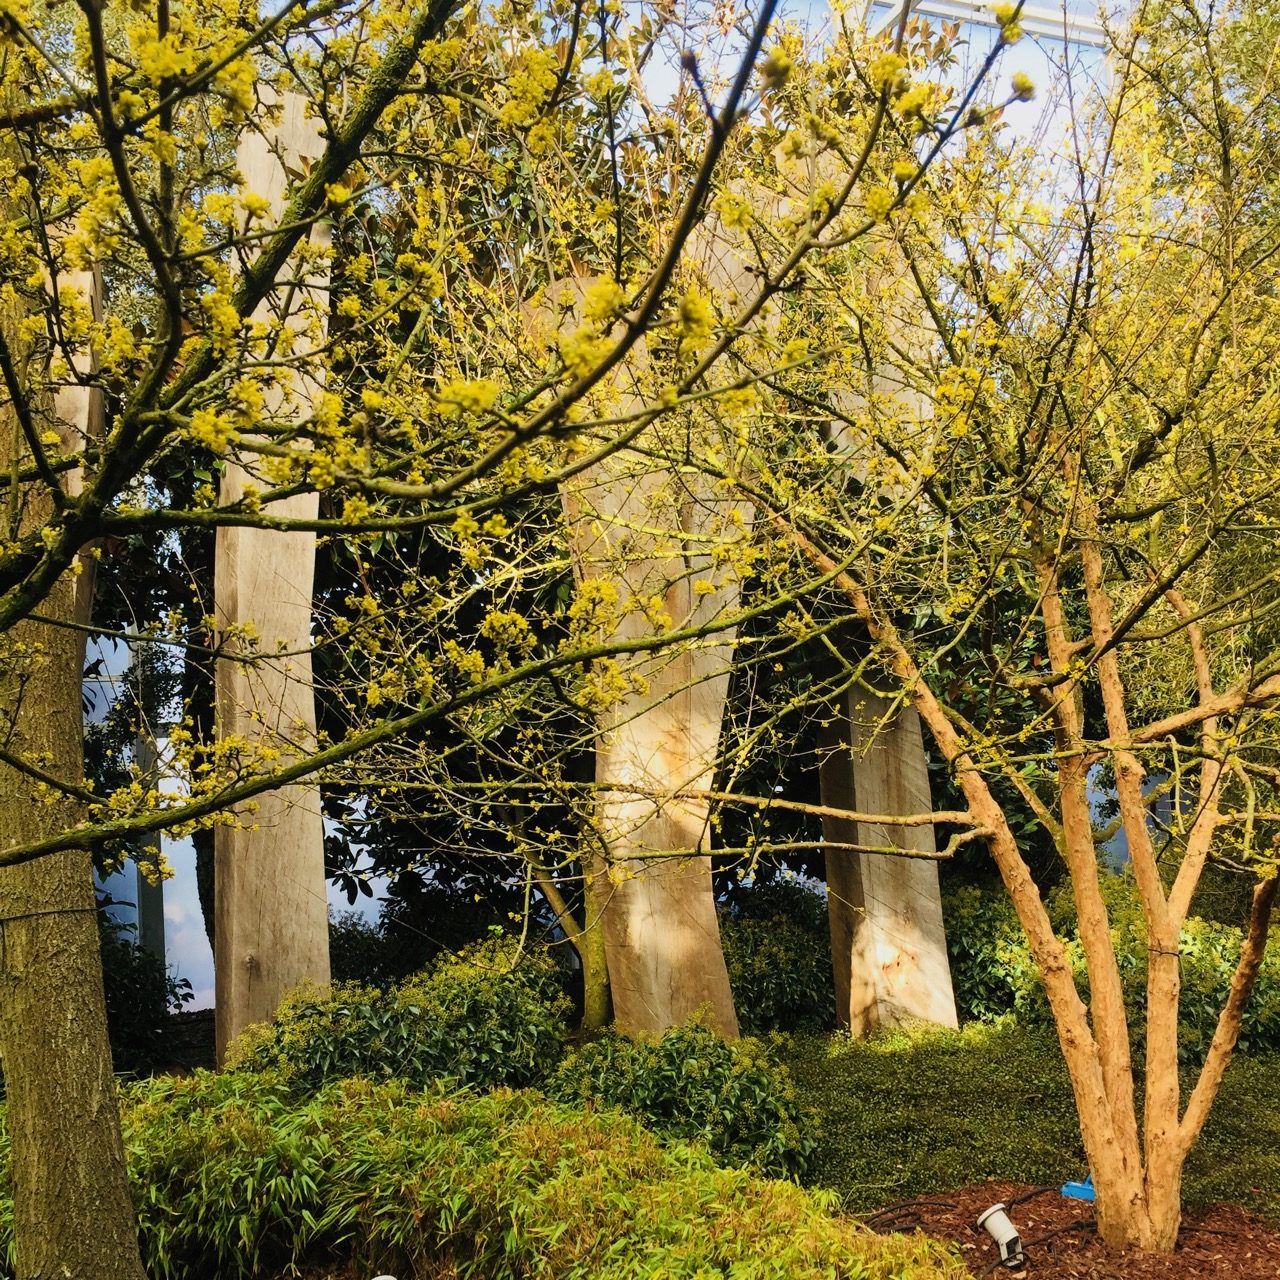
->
[1061,1173,1096,1202]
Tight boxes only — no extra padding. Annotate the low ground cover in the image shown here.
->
[12,904,1277,1279]
[782,1023,1280,1222]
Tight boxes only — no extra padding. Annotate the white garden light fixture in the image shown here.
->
[976,1202,1027,1271]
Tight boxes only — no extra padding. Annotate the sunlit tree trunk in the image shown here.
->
[564,443,742,1036]
[819,689,957,1033]
[555,225,756,1036]
[819,243,957,1034]
[214,92,331,1059]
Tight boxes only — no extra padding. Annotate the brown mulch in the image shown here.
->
[869,1181,1280,1279]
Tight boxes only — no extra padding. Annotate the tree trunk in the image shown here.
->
[818,689,957,1034]
[555,234,754,1038]
[564,451,741,1037]
[0,262,146,1278]
[579,855,612,1032]
[0,677,146,1280]
[818,233,958,1036]
[214,93,331,1059]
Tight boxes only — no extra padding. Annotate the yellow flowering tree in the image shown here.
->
[718,0,1280,1251]
[292,10,1019,1037]
[0,0,1028,1269]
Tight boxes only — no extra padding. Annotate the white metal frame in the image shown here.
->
[866,0,1108,47]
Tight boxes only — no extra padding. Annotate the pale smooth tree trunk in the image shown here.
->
[557,226,757,1036]
[565,452,742,1036]
[819,689,957,1033]
[214,92,330,1060]
[0,255,146,1278]
[820,241,957,1034]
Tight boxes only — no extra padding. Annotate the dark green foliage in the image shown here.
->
[327,910,392,985]
[549,1020,816,1180]
[942,885,1050,1024]
[229,937,570,1094]
[944,879,1280,1059]
[785,1024,1082,1211]
[725,877,830,934]
[374,874,533,983]
[719,878,835,1033]
[781,1024,1280,1223]
[0,1073,962,1280]
[720,915,834,1033]
[325,877,539,987]
[99,910,192,1077]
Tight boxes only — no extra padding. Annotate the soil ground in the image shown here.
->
[871,1180,1280,1279]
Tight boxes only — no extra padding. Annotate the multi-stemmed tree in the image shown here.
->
[723,0,1280,1247]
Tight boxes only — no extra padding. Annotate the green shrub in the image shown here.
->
[1047,876,1280,1060]
[720,915,835,1033]
[944,879,1280,1059]
[549,1020,816,1179]
[720,878,834,1033]
[942,885,1048,1024]
[30,1072,967,1280]
[725,877,830,934]
[1180,915,1280,1056]
[228,936,570,1093]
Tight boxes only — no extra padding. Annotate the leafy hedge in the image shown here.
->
[550,1020,817,1179]
[720,879,835,1033]
[943,885,1052,1025]
[944,879,1280,1058]
[232,941,812,1179]
[227,936,571,1093]
[0,1073,970,1280]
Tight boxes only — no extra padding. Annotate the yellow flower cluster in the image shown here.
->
[442,639,487,685]
[677,288,715,359]
[435,378,501,414]
[992,2,1024,42]
[868,51,905,91]
[498,47,559,128]
[579,657,631,709]
[564,578,621,647]
[477,609,535,663]
[865,186,895,221]
[557,323,610,377]
[583,277,626,324]
[715,191,753,233]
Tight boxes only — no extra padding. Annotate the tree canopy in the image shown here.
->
[4,0,1280,1269]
